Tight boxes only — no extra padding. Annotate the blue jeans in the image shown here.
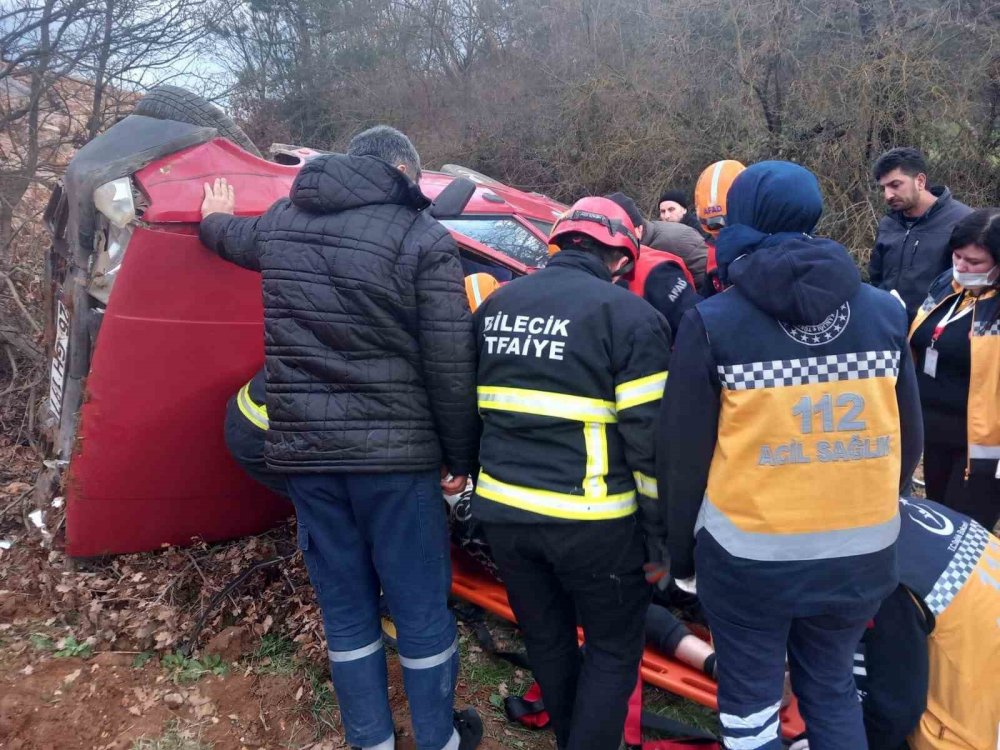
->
[702,596,879,750]
[288,471,458,750]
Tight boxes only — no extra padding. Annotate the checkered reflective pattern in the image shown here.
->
[924,520,989,616]
[973,319,1000,337]
[718,350,900,391]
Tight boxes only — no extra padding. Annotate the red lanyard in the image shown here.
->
[930,294,973,347]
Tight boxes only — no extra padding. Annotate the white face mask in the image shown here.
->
[953,264,999,289]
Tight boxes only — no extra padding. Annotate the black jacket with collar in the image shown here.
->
[869,186,971,318]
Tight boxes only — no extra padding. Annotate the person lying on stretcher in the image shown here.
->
[444,479,719,681]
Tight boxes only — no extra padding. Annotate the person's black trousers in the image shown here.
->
[924,442,1000,531]
[483,515,650,750]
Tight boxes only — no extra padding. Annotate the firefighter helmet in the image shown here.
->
[548,197,641,263]
[695,160,746,237]
[464,273,500,312]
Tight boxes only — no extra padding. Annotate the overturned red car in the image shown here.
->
[43,88,565,559]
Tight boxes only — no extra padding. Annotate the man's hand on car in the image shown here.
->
[201,177,236,218]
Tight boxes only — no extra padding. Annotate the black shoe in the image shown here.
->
[454,707,484,750]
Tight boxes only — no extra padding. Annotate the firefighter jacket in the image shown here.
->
[623,247,700,334]
[659,235,924,613]
[857,498,1000,750]
[472,249,672,525]
[234,369,268,430]
[910,271,1000,478]
[700,240,722,298]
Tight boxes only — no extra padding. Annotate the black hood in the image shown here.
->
[547,248,614,282]
[729,235,861,325]
[290,154,430,214]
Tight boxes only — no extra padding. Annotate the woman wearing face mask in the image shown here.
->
[909,208,1000,530]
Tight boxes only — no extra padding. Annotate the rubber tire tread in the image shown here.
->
[133,85,261,157]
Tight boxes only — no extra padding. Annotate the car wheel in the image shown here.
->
[133,85,261,157]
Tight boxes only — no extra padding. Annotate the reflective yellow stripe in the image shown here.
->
[615,371,668,411]
[583,423,608,497]
[237,382,269,430]
[477,472,637,520]
[633,471,657,499]
[477,386,617,423]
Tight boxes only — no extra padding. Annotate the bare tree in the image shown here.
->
[0,0,209,435]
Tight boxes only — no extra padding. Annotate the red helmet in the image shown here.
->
[548,197,641,263]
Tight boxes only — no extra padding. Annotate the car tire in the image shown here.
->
[133,85,261,157]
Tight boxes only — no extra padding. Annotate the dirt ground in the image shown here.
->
[0,541,551,750]
[0,635,532,750]
[0,429,720,750]
[0,439,555,750]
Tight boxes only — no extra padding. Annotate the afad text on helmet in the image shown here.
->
[482,311,570,360]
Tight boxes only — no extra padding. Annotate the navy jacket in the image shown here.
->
[658,237,923,615]
[869,187,971,318]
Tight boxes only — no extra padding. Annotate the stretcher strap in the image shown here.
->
[627,677,722,749]
[504,683,550,728]
[509,676,720,747]
[452,602,532,669]
[637,712,721,746]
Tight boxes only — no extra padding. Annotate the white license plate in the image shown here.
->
[48,299,70,422]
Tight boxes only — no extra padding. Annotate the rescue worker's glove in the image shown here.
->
[643,537,670,590]
[637,494,670,590]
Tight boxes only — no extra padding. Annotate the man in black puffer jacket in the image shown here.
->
[200,126,482,750]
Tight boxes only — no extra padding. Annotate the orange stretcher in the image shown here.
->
[450,550,807,740]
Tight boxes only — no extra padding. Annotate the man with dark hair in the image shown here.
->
[199,124,482,750]
[869,147,971,318]
[604,191,702,332]
[473,196,671,750]
[348,124,422,180]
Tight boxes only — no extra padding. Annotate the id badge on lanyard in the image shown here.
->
[923,294,973,378]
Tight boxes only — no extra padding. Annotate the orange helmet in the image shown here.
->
[464,273,500,312]
[548,197,641,263]
[695,160,746,236]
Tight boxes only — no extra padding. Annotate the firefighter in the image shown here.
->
[603,191,700,334]
[694,159,745,296]
[472,197,672,750]
[223,368,288,497]
[658,161,923,750]
[464,272,501,311]
[856,497,1000,750]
